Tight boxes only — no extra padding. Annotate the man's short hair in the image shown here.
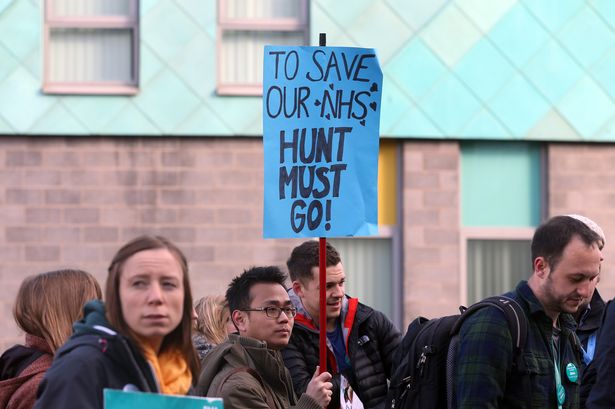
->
[226,266,288,313]
[286,240,341,282]
[532,215,602,271]
[567,214,605,249]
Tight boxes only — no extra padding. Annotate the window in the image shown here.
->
[217,0,309,95]
[43,0,139,94]
[328,140,402,327]
[460,142,544,304]
[330,237,397,321]
[462,231,533,304]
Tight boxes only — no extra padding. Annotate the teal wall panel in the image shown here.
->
[454,38,514,103]
[0,0,614,140]
[461,142,541,227]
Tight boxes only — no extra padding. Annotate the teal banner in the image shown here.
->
[104,389,224,409]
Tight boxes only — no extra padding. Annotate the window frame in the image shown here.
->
[43,0,140,95]
[216,0,309,96]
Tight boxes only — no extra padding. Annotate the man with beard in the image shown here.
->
[454,215,603,409]
[282,241,400,409]
[567,215,606,370]
[574,220,605,408]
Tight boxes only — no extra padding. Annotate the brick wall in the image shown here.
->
[402,141,461,324]
[398,141,615,327]
[0,136,302,351]
[5,137,609,351]
[548,143,615,301]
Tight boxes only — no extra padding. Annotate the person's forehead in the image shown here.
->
[309,262,345,279]
[121,248,182,279]
[249,282,290,304]
[557,236,602,270]
[326,262,345,278]
[563,235,599,253]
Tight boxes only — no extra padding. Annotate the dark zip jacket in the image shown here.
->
[585,298,615,408]
[34,300,158,409]
[282,291,400,409]
[576,290,605,363]
[576,289,605,408]
[455,281,582,409]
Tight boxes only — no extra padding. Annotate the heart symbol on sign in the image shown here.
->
[369,102,377,111]
[325,114,331,119]
[370,82,378,92]
[360,120,366,126]
[329,83,334,90]
[314,100,321,106]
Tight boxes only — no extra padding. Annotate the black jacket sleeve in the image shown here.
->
[282,333,343,404]
[34,345,108,409]
[348,310,401,409]
[586,300,615,409]
[282,333,313,396]
[373,310,401,379]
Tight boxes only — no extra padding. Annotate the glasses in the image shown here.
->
[241,306,297,319]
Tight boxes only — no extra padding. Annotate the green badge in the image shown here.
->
[557,384,566,405]
[566,362,578,382]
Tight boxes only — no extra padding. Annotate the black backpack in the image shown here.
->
[385,296,528,409]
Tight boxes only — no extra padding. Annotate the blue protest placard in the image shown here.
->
[263,46,382,238]
[104,389,224,409]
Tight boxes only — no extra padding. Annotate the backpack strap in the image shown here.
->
[485,296,530,409]
[215,366,277,409]
[454,296,529,376]
[451,295,527,350]
[448,295,530,409]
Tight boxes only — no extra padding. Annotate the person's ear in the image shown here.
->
[292,280,305,298]
[534,257,549,278]
[232,310,247,333]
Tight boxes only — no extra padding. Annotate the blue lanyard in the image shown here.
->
[552,339,565,409]
[582,332,597,365]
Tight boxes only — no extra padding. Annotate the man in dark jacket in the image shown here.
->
[576,290,605,367]
[578,290,606,407]
[283,241,401,409]
[573,214,606,370]
[454,215,603,409]
[570,216,606,408]
[586,299,615,408]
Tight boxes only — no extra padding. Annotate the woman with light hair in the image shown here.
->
[0,269,102,409]
[192,295,233,360]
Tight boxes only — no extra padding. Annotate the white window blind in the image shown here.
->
[220,30,304,86]
[217,0,308,95]
[224,0,302,20]
[329,238,394,320]
[50,0,131,17]
[467,239,531,304]
[49,29,132,83]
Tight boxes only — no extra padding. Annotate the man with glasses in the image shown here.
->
[195,266,333,409]
[283,241,401,409]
